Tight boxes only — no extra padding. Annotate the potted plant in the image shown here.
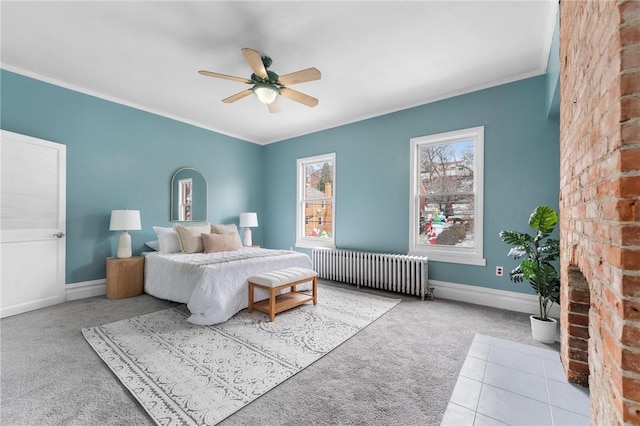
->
[499,205,560,343]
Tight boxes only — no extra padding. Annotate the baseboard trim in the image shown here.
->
[65,279,106,301]
[0,294,66,318]
[429,279,560,318]
[63,277,559,317]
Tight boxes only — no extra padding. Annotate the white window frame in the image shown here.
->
[296,153,336,249]
[409,126,486,266]
[178,178,192,221]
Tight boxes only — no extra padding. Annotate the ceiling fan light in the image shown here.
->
[253,82,279,104]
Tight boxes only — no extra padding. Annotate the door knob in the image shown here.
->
[53,232,65,238]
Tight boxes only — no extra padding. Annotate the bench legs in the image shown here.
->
[269,288,276,322]
[248,281,255,312]
[312,276,317,305]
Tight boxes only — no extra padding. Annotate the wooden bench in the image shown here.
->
[247,267,318,322]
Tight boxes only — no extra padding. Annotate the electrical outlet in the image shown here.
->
[496,266,504,277]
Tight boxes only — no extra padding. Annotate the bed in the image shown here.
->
[143,247,313,325]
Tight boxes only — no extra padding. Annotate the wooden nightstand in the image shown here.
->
[106,256,144,299]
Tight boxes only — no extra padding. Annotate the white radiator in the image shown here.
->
[312,248,432,300]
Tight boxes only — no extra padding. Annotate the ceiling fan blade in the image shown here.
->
[241,48,268,79]
[222,89,253,103]
[280,87,319,108]
[198,70,251,84]
[278,68,321,86]
[267,101,281,114]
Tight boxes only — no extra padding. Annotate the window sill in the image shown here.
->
[408,250,486,266]
[296,239,335,249]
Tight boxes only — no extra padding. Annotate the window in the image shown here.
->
[409,126,485,265]
[296,153,335,248]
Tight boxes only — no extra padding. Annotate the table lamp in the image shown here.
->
[109,209,141,258]
[239,212,258,246]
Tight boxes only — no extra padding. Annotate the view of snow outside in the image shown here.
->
[418,138,475,248]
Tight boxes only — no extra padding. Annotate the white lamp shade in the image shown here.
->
[239,212,258,228]
[109,210,141,231]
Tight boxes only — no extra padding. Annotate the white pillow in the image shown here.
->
[158,233,181,253]
[153,226,174,234]
[152,226,181,253]
[145,240,160,251]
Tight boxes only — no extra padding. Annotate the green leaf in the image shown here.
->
[528,205,558,234]
[508,266,525,283]
[507,247,527,259]
[520,259,538,281]
[499,230,534,248]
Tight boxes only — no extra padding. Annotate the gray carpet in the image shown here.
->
[0,280,558,425]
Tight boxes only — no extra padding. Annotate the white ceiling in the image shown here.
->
[1,1,557,145]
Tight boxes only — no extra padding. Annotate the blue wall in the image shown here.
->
[546,9,560,118]
[1,69,560,296]
[263,75,560,293]
[1,70,264,283]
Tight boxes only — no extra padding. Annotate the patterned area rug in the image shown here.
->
[82,285,400,425]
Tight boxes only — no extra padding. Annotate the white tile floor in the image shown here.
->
[441,334,590,426]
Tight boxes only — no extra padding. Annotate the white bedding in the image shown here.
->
[143,247,313,325]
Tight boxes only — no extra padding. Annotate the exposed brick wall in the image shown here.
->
[565,266,590,387]
[559,1,640,424]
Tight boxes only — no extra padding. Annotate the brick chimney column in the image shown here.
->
[559,1,640,424]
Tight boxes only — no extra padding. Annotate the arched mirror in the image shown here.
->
[170,167,207,222]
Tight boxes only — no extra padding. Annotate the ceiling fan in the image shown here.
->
[199,48,321,113]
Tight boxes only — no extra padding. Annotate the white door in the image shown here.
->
[1,130,66,318]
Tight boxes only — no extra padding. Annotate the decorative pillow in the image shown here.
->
[174,223,210,253]
[145,240,160,251]
[152,226,181,253]
[152,226,174,234]
[210,224,243,248]
[201,232,242,253]
[157,233,181,253]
